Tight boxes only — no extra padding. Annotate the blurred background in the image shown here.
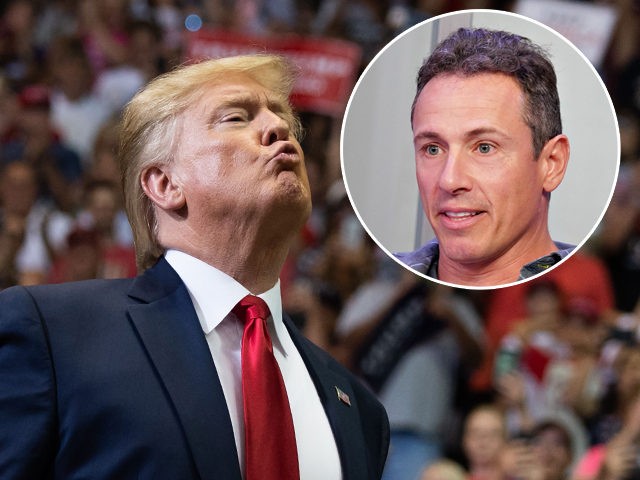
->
[2,1,640,479]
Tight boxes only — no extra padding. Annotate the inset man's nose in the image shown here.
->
[437,150,472,194]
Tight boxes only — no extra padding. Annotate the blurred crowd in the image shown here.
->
[3,0,640,479]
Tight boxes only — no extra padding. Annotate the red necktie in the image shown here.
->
[233,295,300,480]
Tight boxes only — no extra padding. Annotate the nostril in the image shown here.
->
[269,132,278,144]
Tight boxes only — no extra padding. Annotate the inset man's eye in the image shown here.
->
[426,144,441,156]
[477,143,494,154]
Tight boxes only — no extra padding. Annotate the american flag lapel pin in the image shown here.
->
[335,386,351,406]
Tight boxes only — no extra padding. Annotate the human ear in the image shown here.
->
[539,134,570,193]
[140,165,186,211]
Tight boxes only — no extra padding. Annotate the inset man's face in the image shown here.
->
[412,72,558,274]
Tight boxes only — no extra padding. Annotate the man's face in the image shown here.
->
[170,73,311,233]
[88,187,117,232]
[463,409,506,467]
[412,73,554,272]
[532,427,572,479]
[1,163,37,217]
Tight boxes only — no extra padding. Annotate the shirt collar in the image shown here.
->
[519,242,575,279]
[164,249,287,353]
[424,240,575,280]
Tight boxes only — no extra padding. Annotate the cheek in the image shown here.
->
[415,166,436,202]
[177,140,229,182]
[487,167,539,216]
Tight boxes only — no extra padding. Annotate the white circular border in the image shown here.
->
[340,8,621,291]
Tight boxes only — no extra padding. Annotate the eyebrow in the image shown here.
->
[464,127,510,140]
[210,92,288,118]
[413,127,511,143]
[413,130,445,144]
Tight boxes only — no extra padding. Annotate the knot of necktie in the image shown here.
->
[233,295,270,324]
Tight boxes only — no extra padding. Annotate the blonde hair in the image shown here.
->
[118,55,301,271]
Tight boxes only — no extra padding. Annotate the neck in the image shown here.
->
[160,218,298,294]
[438,232,557,286]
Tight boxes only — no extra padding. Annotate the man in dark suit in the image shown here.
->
[0,55,389,479]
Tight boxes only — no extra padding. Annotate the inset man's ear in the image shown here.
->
[140,165,186,211]
[539,134,570,193]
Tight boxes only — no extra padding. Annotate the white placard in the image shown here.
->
[515,0,617,68]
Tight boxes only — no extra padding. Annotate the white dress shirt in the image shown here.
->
[165,250,342,480]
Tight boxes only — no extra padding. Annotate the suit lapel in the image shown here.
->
[127,258,241,480]
[284,317,371,480]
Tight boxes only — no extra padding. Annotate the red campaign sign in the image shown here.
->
[185,29,362,117]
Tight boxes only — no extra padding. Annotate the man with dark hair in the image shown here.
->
[530,420,573,480]
[396,28,573,287]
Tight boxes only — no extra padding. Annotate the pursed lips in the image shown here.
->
[269,142,301,172]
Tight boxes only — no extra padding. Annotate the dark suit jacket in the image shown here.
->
[0,258,389,479]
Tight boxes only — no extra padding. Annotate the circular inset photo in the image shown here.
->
[341,9,619,289]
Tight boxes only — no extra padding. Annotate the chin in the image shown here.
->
[277,173,310,200]
[440,239,482,262]
[269,183,311,221]
[287,193,312,222]
[444,248,504,271]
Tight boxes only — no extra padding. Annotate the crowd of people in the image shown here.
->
[2,0,640,479]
